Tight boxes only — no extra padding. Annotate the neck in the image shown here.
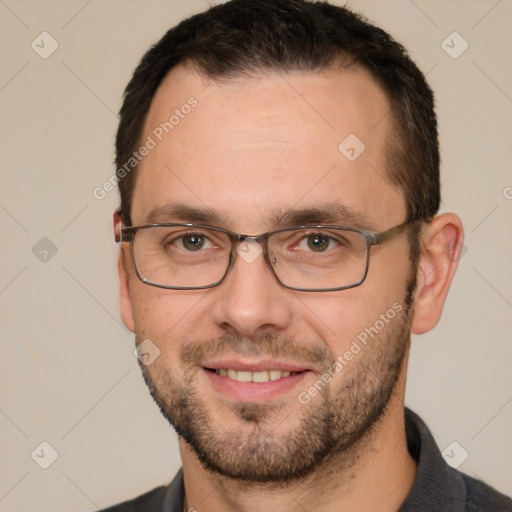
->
[180,393,416,512]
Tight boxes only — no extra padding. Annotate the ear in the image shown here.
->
[114,210,135,333]
[411,213,464,335]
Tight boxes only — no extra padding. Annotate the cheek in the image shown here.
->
[130,288,207,377]
[299,280,409,357]
[130,285,211,342]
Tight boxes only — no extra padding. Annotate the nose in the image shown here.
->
[210,241,294,337]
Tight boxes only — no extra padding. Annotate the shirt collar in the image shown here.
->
[399,407,466,511]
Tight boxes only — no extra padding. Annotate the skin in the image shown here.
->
[115,64,463,511]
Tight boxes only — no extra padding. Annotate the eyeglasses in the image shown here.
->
[117,220,419,292]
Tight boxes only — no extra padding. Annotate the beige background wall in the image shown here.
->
[1,1,511,510]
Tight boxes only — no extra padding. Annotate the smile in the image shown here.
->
[213,369,299,382]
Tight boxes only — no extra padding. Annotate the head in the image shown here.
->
[114,0,463,483]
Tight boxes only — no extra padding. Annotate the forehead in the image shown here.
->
[131,64,406,230]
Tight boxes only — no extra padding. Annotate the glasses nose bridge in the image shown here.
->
[235,232,269,246]
[230,232,272,266]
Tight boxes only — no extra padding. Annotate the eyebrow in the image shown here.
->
[268,203,371,228]
[145,204,228,225]
[144,202,371,230]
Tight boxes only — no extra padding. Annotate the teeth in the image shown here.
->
[215,369,296,382]
[237,371,252,382]
[252,371,269,382]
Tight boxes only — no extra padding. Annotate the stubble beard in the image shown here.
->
[138,282,415,485]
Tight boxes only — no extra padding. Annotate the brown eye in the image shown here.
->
[306,234,331,252]
[181,234,205,251]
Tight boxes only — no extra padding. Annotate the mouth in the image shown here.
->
[205,368,303,383]
[201,361,312,401]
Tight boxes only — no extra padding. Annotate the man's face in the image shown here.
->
[119,65,416,482]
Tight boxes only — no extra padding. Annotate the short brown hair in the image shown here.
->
[116,0,439,230]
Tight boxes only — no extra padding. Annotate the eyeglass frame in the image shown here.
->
[116,219,423,292]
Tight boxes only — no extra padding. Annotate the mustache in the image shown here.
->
[180,332,334,371]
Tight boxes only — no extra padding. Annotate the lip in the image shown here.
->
[201,367,311,401]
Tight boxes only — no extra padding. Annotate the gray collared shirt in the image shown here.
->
[100,408,512,511]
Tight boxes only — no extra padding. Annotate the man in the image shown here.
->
[104,0,512,510]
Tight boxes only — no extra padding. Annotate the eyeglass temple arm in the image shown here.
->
[114,208,132,243]
[373,219,428,245]
[115,226,135,244]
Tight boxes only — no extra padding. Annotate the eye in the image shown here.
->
[306,234,330,252]
[174,233,213,251]
[299,233,339,253]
